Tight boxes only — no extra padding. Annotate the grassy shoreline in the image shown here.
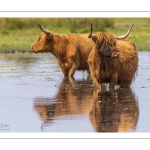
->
[0,18,150,52]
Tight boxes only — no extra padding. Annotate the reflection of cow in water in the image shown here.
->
[33,78,139,132]
[89,88,139,132]
[33,78,96,123]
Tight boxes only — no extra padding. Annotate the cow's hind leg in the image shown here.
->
[68,63,78,78]
[120,81,131,88]
[68,55,79,78]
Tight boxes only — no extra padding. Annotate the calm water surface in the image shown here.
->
[0,52,150,132]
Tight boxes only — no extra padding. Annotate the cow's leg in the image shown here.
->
[109,72,118,88]
[68,54,79,78]
[88,59,102,89]
[65,45,79,78]
[68,62,78,78]
[58,62,69,77]
[125,82,131,88]
[62,69,69,77]
[120,81,131,88]
[87,70,90,76]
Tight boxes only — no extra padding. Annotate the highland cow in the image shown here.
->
[87,23,138,89]
[31,24,95,80]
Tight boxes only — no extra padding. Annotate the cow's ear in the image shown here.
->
[92,36,98,44]
[45,32,53,40]
[45,32,50,38]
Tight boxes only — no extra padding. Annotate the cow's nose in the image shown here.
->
[31,45,34,51]
[114,51,119,56]
[111,51,119,58]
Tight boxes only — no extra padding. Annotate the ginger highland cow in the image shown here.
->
[87,23,138,89]
[31,24,95,80]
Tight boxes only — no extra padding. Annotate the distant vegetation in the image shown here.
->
[0,18,150,52]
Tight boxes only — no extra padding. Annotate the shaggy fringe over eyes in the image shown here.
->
[98,32,116,45]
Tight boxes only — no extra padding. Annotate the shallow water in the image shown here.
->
[0,52,150,132]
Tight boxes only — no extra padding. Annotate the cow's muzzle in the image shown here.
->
[31,45,36,53]
[111,51,119,59]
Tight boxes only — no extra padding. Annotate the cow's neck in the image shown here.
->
[51,35,67,62]
[50,35,63,57]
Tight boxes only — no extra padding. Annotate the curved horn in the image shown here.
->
[88,23,96,38]
[39,24,50,35]
[88,23,93,38]
[115,24,134,39]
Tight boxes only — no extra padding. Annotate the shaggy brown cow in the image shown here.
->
[88,23,138,89]
[31,25,95,80]
[31,24,134,81]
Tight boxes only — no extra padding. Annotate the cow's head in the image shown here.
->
[31,24,54,53]
[88,23,134,59]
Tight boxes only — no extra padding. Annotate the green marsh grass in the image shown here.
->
[0,18,150,52]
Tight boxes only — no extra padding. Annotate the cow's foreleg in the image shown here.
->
[109,72,118,88]
[58,61,69,77]
[62,69,69,77]
[88,59,102,89]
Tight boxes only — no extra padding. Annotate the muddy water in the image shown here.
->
[0,52,149,132]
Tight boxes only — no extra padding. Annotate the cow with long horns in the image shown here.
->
[87,23,138,89]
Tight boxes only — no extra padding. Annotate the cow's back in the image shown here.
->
[116,39,138,85]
